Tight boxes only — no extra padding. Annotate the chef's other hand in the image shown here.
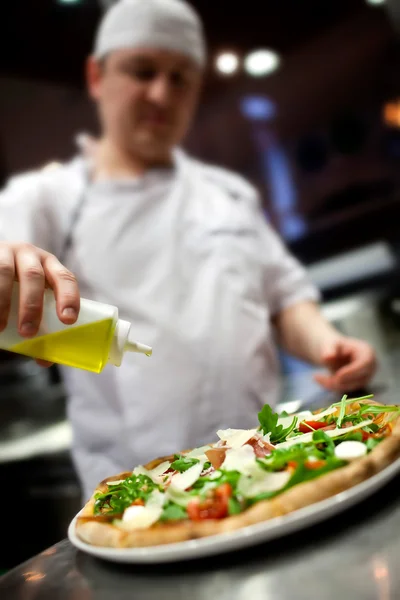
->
[0,242,80,366]
[313,336,377,392]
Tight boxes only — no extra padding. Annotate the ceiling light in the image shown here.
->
[365,0,386,5]
[215,52,239,76]
[244,49,280,78]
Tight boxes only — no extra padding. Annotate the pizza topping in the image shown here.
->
[246,435,274,457]
[205,448,227,469]
[170,460,205,490]
[365,437,384,451]
[221,444,256,473]
[118,490,165,530]
[184,445,214,460]
[216,428,259,449]
[94,473,161,517]
[337,394,349,428]
[187,483,232,520]
[334,441,368,461]
[201,463,215,477]
[132,461,171,483]
[298,421,330,434]
[120,505,161,529]
[87,394,399,530]
[238,466,292,499]
[165,484,193,507]
[278,411,313,429]
[105,479,125,486]
[258,405,298,443]
[359,404,400,417]
[307,406,337,421]
[160,503,188,521]
[304,459,326,470]
[170,455,200,472]
[276,419,373,449]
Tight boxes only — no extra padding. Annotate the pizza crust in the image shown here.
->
[76,406,400,548]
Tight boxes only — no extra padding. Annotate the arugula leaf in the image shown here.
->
[287,431,305,438]
[325,414,337,425]
[171,455,200,472]
[160,502,188,521]
[249,457,346,504]
[363,423,380,434]
[286,457,346,488]
[191,470,241,491]
[312,429,335,456]
[337,394,348,428]
[339,431,363,443]
[358,404,400,416]
[94,474,160,516]
[341,414,364,426]
[258,445,307,471]
[279,410,289,418]
[332,394,374,407]
[257,442,326,472]
[258,404,298,443]
[228,497,242,515]
[366,437,384,452]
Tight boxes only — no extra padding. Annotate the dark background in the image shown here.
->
[1,0,400,263]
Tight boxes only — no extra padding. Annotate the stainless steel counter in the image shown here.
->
[1,470,399,600]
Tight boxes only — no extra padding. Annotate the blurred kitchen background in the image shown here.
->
[2,0,400,571]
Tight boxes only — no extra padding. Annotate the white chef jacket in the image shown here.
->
[0,147,319,497]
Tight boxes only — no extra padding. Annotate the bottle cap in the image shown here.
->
[108,319,152,366]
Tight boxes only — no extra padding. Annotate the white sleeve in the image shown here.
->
[0,171,72,257]
[200,161,320,317]
[257,212,321,316]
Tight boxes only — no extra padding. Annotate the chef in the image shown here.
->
[0,0,375,498]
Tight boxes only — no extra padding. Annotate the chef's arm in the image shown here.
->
[272,301,339,366]
[272,301,377,392]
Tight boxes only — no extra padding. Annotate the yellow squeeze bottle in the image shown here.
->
[2,284,152,373]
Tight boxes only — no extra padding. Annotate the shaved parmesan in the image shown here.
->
[148,461,171,478]
[119,491,165,530]
[262,432,273,444]
[309,406,337,421]
[132,460,171,483]
[216,428,258,449]
[106,479,125,486]
[278,411,313,429]
[165,485,192,507]
[221,445,256,474]
[185,445,213,460]
[170,460,205,490]
[238,467,291,498]
[276,420,373,448]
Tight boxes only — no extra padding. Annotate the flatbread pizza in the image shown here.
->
[76,395,400,548]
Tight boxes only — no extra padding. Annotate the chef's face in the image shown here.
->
[87,48,202,163]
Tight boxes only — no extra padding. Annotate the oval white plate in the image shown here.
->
[68,456,400,564]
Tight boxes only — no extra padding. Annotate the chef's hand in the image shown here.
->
[0,242,80,366]
[313,336,377,392]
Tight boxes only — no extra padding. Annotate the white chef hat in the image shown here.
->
[93,0,206,68]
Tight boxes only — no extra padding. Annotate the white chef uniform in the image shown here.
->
[0,146,319,497]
